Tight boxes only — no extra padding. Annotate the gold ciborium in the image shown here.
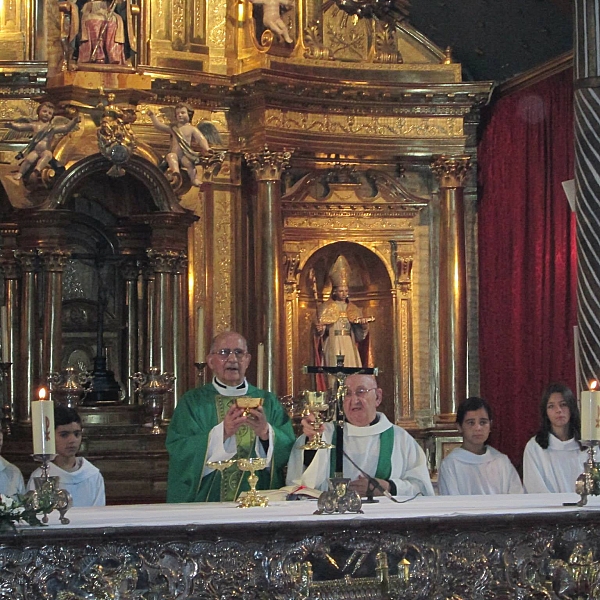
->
[236,457,268,508]
[235,396,264,417]
[300,391,335,450]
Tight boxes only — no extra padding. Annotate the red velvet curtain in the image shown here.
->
[478,68,577,468]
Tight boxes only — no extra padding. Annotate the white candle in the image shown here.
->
[196,307,205,363]
[31,387,56,455]
[257,342,265,390]
[580,381,600,441]
[1,306,9,363]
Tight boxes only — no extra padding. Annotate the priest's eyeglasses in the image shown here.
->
[213,348,247,359]
[344,387,376,399]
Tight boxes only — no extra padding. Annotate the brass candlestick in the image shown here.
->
[25,454,72,524]
[236,458,268,508]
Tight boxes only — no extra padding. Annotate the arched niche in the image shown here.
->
[296,241,396,420]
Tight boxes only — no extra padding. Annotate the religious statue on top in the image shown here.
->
[148,103,222,188]
[60,0,137,67]
[6,102,81,185]
[314,255,374,373]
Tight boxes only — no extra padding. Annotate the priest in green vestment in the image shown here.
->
[166,331,295,502]
[286,373,434,498]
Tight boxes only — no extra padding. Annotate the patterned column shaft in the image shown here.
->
[173,253,188,409]
[0,258,19,423]
[575,0,600,387]
[39,250,70,380]
[245,146,292,395]
[431,156,470,420]
[122,262,140,404]
[14,251,38,424]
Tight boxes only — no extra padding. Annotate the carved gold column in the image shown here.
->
[391,245,416,426]
[15,250,38,424]
[245,147,292,394]
[39,250,70,380]
[173,252,188,408]
[431,156,470,422]
[147,249,177,420]
[122,261,140,404]
[0,257,19,424]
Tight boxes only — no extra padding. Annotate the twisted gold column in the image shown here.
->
[431,156,470,422]
[245,146,292,394]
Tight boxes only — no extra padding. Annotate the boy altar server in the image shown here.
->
[438,397,523,495]
[28,405,105,506]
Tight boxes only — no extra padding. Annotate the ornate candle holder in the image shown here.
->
[48,367,93,408]
[194,362,207,387]
[300,391,336,450]
[236,457,268,508]
[573,441,600,506]
[314,477,362,515]
[131,368,175,434]
[24,454,72,524]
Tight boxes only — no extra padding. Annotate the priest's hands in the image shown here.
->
[349,475,389,497]
[245,406,269,440]
[301,413,324,440]
[223,405,269,441]
[223,405,246,439]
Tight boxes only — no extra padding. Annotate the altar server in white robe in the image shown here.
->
[286,374,434,497]
[28,405,105,507]
[523,383,588,494]
[438,396,523,495]
[0,430,25,497]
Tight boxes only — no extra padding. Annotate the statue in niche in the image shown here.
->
[148,103,223,188]
[60,0,137,67]
[250,0,294,44]
[6,102,80,185]
[313,255,374,382]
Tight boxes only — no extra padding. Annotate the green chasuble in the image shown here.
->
[166,383,295,502]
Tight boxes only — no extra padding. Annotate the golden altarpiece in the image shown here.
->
[0,0,493,502]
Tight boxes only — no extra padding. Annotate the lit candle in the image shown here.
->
[0,306,9,363]
[257,342,265,390]
[31,387,56,455]
[580,381,600,441]
[196,307,205,363]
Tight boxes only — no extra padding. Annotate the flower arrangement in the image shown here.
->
[0,493,46,533]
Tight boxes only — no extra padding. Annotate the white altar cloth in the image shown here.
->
[33,492,600,530]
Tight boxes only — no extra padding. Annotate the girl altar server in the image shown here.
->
[438,397,523,495]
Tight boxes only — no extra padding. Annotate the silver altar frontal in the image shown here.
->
[2,494,600,599]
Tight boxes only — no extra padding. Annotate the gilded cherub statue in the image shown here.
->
[250,0,294,44]
[148,103,222,188]
[6,102,80,185]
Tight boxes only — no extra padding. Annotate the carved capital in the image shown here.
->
[0,257,19,280]
[430,155,471,188]
[14,250,39,272]
[147,250,180,273]
[38,249,72,272]
[174,252,188,274]
[245,146,293,181]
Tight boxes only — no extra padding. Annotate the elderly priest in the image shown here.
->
[166,331,295,502]
[287,373,434,498]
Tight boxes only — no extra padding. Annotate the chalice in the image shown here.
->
[206,459,237,473]
[236,457,268,508]
[300,391,335,450]
[235,397,264,417]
